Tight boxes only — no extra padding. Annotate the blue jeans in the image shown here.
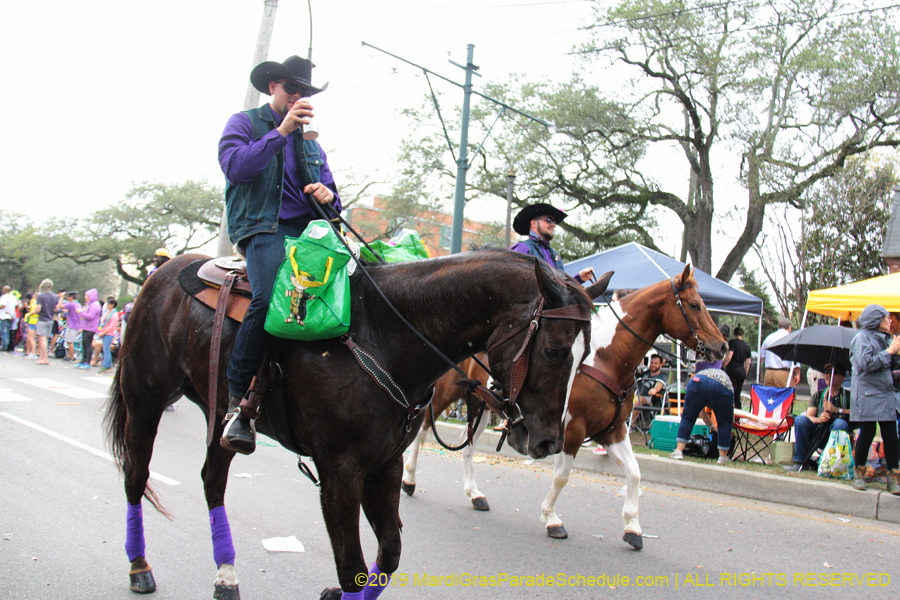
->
[0,319,10,350]
[677,374,734,451]
[102,334,114,369]
[793,414,848,463]
[227,219,309,399]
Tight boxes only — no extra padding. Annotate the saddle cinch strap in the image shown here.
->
[578,364,637,435]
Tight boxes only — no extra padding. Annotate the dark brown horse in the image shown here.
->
[401,266,726,550]
[104,248,593,599]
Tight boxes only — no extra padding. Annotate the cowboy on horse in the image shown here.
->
[218,54,337,454]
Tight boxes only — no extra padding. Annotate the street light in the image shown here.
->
[505,120,555,247]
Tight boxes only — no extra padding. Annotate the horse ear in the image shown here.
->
[584,271,614,300]
[678,263,692,286]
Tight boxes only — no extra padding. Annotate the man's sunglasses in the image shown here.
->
[540,216,557,225]
[279,81,307,96]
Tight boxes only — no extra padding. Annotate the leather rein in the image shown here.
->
[577,276,705,435]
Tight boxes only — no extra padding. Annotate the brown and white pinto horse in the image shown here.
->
[401,353,493,510]
[402,265,725,550]
[540,264,726,548]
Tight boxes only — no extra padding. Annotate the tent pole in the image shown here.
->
[800,308,809,329]
[756,322,763,382]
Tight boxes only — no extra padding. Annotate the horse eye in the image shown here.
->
[544,348,561,362]
[690,302,701,310]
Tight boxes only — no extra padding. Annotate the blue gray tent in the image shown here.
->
[564,242,762,317]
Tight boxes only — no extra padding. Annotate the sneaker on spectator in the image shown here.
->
[25,353,37,359]
[581,440,593,448]
[593,445,607,456]
[717,455,731,465]
[669,450,684,459]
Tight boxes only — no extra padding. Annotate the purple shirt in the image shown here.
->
[510,235,584,283]
[695,359,723,373]
[218,111,340,222]
[63,301,82,330]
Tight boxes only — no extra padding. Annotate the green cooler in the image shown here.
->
[648,415,710,452]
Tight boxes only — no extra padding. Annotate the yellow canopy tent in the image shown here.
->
[805,272,900,321]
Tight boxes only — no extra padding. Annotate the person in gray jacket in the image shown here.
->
[850,304,900,493]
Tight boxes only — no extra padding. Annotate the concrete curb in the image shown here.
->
[432,421,899,525]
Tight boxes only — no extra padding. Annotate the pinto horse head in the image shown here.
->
[486,258,593,459]
[658,264,727,360]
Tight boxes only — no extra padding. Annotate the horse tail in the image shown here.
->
[103,370,128,470]
[103,369,171,518]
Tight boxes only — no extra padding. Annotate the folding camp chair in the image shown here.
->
[629,378,667,445]
[730,384,796,463]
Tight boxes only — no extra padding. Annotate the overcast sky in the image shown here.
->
[1,0,600,222]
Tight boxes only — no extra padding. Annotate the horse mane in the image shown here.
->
[357,246,592,313]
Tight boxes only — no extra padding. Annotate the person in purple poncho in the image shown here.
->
[76,289,101,369]
[509,203,594,283]
[218,55,341,455]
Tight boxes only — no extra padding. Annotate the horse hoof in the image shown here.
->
[213,583,241,600]
[546,524,568,539]
[401,481,415,496]
[471,497,490,511]
[319,587,343,600]
[623,532,643,550]
[129,569,157,594]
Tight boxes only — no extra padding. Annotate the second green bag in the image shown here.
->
[359,228,430,264]
[264,221,352,341]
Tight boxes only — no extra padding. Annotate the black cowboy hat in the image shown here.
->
[250,55,329,96]
[512,203,567,236]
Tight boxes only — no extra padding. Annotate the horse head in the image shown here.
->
[660,264,727,360]
[487,258,593,459]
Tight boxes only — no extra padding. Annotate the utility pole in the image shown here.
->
[449,44,476,255]
[361,42,554,255]
[216,0,280,257]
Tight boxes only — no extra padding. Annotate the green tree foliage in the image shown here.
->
[755,154,898,321]
[46,180,223,285]
[581,0,900,280]
[0,211,114,293]
[386,0,900,274]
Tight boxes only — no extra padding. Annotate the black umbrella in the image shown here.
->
[767,325,856,372]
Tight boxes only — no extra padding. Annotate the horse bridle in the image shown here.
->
[445,295,592,449]
[578,276,707,435]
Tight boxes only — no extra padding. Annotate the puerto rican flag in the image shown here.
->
[750,386,795,419]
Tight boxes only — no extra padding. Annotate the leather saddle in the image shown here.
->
[181,257,252,323]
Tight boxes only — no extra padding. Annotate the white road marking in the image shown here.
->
[13,378,105,399]
[0,412,180,486]
[0,389,33,402]
[81,377,113,387]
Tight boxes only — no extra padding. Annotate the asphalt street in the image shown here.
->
[1,353,898,600]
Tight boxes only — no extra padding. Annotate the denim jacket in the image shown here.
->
[224,104,323,245]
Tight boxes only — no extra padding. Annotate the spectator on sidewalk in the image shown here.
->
[849,305,900,494]
[98,298,119,374]
[785,364,852,472]
[723,326,752,409]
[0,286,16,352]
[23,292,38,358]
[59,291,82,361]
[76,289,101,369]
[34,279,57,365]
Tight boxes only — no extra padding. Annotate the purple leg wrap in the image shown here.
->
[209,506,236,567]
[364,561,389,600]
[125,502,146,562]
[340,592,365,600]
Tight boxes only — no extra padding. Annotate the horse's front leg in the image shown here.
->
[540,450,575,539]
[400,424,427,496]
[318,458,368,600]
[604,434,644,550]
[359,454,404,600]
[202,437,240,599]
[461,413,490,510]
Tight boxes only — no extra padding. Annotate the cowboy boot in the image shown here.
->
[852,465,867,491]
[220,395,256,455]
[888,469,900,496]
